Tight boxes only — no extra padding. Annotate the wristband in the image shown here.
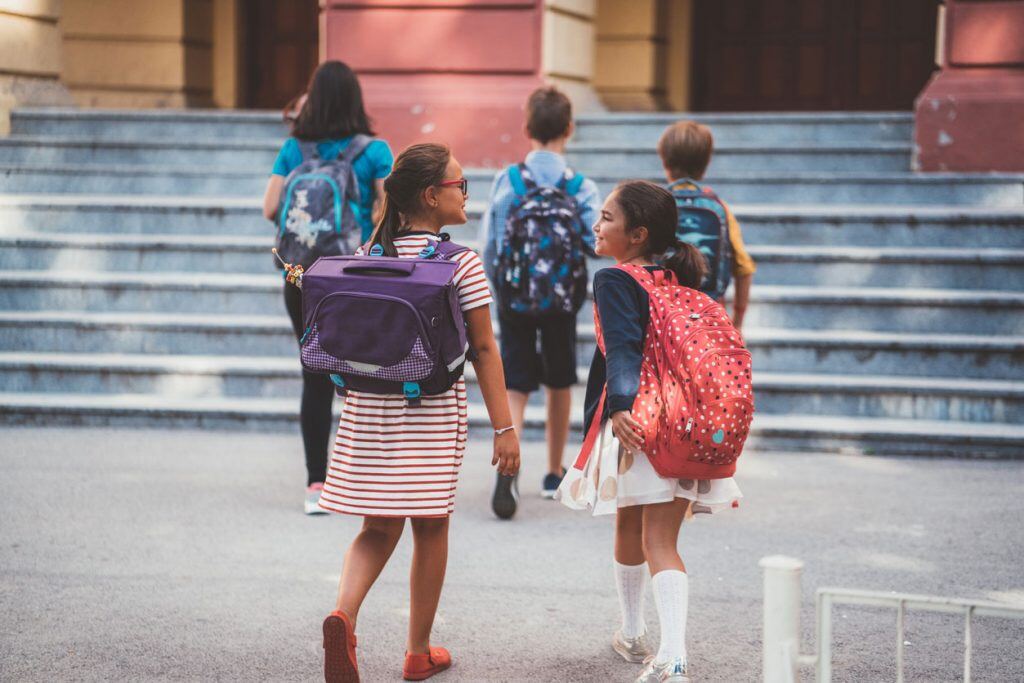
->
[494,426,515,436]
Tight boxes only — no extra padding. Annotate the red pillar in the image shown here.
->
[914,0,1024,172]
[320,0,544,167]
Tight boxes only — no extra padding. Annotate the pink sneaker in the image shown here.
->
[305,482,328,515]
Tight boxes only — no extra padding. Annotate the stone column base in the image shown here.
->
[359,73,544,168]
[914,69,1024,172]
[0,75,73,135]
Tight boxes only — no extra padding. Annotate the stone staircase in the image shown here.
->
[1,108,1022,456]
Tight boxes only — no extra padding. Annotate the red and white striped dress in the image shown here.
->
[318,232,493,517]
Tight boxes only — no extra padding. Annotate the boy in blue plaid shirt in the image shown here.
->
[481,86,601,518]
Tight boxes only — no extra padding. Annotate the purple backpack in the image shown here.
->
[299,237,472,403]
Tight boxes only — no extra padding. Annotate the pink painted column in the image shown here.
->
[321,0,544,167]
[914,0,1024,172]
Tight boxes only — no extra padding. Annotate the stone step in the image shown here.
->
[737,286,1024,336]
[572,111,915,146]
[3,165,1023,206]
[10,108,288,141]
[3,273,1019,335]
[0,194,484,236]
[566,142,912,174]
[0,136,281,167]
[0,194,267,234]
[750,246,1024,290]
[3,352,1021,424]
[1,311,1020,379]
[0,135,910,174]
[4,195,1022,250]
[0,233,275,271]
[12,108,912,146]
[1,390,1019,457]
[3,233,1021,291]
[0,164,267,196]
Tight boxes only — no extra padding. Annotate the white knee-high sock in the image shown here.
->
[652,570,689,662]
[614,561,648,638]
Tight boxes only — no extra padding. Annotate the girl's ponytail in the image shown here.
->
[366,143,451,257]
[368,192,403,257]
[663,240,708,290]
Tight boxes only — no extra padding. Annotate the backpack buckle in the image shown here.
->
[329,374,348,396]
[418,244,437,258]
[403,381,422,404]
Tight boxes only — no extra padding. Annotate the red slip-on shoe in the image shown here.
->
[402,646,452,681]
[323,611,359,683]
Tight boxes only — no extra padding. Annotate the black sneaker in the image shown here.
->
[491,472,519,520]
[541,468,566,499]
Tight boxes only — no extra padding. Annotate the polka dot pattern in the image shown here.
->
[594,264,755,478]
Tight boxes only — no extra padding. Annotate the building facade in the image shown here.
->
[0,0,1019,168]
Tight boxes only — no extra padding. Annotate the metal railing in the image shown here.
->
[760,556,1024,683]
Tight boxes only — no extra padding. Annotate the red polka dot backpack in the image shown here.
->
[579,263,754,479]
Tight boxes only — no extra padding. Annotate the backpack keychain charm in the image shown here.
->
[272,248,304,288]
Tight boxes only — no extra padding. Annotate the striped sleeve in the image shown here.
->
[452,249,494,312]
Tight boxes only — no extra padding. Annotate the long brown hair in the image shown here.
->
[367,143,451,256]
[291,60,374,141]
[612,180,708,289]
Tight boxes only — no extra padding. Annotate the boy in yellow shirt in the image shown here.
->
[658,121,755,329]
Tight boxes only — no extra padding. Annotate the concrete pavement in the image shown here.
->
[1,427,1023,682]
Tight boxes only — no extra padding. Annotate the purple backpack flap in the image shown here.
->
[298,238,472,403]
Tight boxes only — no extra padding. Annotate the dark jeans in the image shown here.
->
[284,281,335,485]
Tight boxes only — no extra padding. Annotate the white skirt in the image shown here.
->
[555,421,742,518]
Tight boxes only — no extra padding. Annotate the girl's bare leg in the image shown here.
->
[641,498,690,573]
[336,516,406,626]
[615,504,645,565]
[407,516,450,654]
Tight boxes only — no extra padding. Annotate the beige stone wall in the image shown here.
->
[664,0,692,111]
[542,0,603,112]
[0,0,72,123]
[595,0,665,110]
[62,0,214,108]
[594,0,692,111]
[212,0,241,108]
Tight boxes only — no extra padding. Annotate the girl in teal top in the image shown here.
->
[261,60,394,516]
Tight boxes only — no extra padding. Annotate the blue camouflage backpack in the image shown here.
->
[668,178,733,300]
[496,163,589,317]
[274,135,372,269]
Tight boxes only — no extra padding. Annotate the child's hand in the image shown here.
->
[611,410,644,453]
[492,430,520,477]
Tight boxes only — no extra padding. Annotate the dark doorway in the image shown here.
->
[243,0,320,110]
[691,0,940,111]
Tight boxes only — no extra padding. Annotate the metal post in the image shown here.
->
[760,555,805,683]
[818,593,833,683]
[964,606,974,683]
[896,600,905,683]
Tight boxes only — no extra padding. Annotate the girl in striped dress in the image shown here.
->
[319,143,520,683]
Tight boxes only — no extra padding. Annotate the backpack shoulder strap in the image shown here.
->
[507,163,534,197]
[432,238,470,260]
[339,134,373,164]
[614,263,674,293]
[297,140,319,161]
[560,168,585,196]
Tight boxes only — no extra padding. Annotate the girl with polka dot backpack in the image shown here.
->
[556,180,752,683]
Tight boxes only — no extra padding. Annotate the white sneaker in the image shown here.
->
[636,656,691,683]
[612,629,652,663]
[305,483,328,515]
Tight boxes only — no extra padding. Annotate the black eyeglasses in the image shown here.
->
[438,178,468,196]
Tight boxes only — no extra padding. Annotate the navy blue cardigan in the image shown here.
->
[582,266,660,430]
